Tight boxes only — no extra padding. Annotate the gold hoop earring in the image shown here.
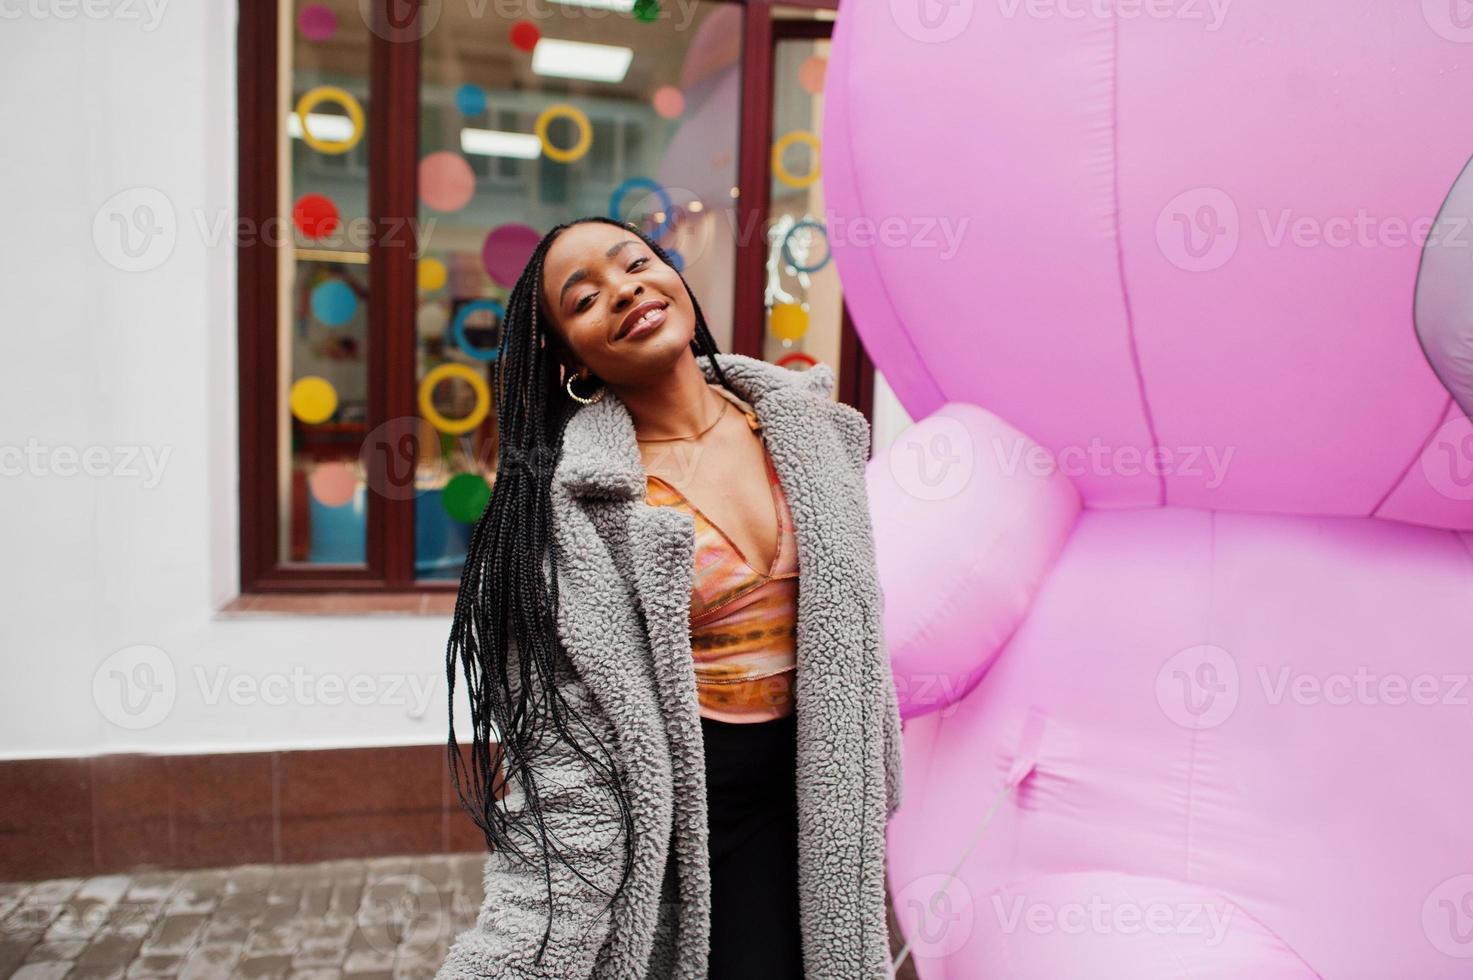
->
[565,372,606,405]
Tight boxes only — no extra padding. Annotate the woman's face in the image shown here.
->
[539,221,697,387]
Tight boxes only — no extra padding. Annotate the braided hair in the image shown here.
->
[445,216,733,965]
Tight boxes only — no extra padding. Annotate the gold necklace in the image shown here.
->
[635,396,728,443]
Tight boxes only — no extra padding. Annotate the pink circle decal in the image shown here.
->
[309,461,357,507]
[798,56,827,95]
[298,4,337,42]
[482,223,542,288]
[418,151,476,212]
[652,85,685,119]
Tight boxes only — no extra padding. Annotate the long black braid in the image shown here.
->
[445,216,734,966]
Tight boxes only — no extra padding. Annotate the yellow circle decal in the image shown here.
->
[534,104,593,164]
[770,302,809,342]
[771,131,821,189]
[290,376,339,424]
[418,257,447,292]
[419,363,491,435]
[295,86,366,155]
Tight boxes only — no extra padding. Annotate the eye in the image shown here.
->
[628,256,649,271]
[574,293,595,313]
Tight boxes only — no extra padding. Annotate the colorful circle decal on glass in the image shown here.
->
[292,193,340,240]
[290,376,338,424]
[295,86,365,155]
[416,303,449,340]
[652,86,685,119]
[419,364,490,435]
[633,0,660,22]
[799,56,828,95]
[781,218,832,273]
[311,279,358,327]
[776,351,819,370]
[419,151,476,212]
[309,461,357,507]
[442,472,492,523]
[450,299,505,362]
[771,131,821,189]
[535,104,593,163]
[455,84,488,117]
[509,19,540,52]
[417,257,447,292]
[482,223,541,288]
[298,4,337,42]
[770,302,809,342]
[610,178,675,240]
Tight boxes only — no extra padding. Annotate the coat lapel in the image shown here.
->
[550,352,893,979]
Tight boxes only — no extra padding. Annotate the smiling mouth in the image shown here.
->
[615,300,669,341]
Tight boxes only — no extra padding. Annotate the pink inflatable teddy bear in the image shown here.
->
[823,1,1473,976]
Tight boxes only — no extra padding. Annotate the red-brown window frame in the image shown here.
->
[237,0,859,594]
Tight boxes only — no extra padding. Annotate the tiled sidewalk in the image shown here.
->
[0,854,485,979]
[1,855,921,980]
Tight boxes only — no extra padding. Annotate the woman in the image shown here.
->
[439,216,904,980]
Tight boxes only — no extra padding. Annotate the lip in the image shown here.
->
[614,300,669,342]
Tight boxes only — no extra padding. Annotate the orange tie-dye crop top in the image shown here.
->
[645,389,799,724]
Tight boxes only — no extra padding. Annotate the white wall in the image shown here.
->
[0,1,916,762]
[0,1,458,760]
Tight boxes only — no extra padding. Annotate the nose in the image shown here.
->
[612,276,643,310]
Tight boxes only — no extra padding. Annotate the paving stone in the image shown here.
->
[0,935,39,975]
[235,954,292,979]
[78,876,133,905]
[176,940,243,980]
[75,931,143,972]
[292,916,354,968]
[140,912,208,957]
[124,874,179,904]
[11,961,74,980]
[287,970,342,980]
[24,879,83,906]
[23,937,87,961]
[106,902,164,939]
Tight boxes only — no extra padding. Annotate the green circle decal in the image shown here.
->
[442,473,492,523]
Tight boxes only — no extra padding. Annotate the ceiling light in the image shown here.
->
[531,38,633,83]
[460,128,542,159]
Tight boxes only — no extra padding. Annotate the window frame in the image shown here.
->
[237,0,848,594]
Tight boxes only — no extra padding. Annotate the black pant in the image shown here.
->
[701,710,805,979]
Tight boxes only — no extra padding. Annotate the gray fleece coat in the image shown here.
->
[437,352,905,979]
